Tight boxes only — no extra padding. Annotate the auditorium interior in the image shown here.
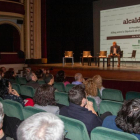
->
[0,0,140,139]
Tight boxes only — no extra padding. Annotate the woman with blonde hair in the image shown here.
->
[84,78,102,108]
[93,75,105,97]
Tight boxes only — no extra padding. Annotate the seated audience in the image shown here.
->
[0,102,5,140]
[41,68,49,78]
[35,69,44,80]
[4,70,17,84]
[93,75,105,96]
[26,72,40,89]
[60,85,102,134]
[55,70,70,86]
[33,84,59,114]
[0,79,24,107]
[0,67,6,74]
[0,101,22,140]
[72,73,85,85]
[17,113,64,140]
[102,99,140,140]
[0,71,4,80]
[84,78,102,109]
[44,73,54,85]
[23,67,31,78]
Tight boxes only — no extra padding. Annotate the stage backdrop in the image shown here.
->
[100,4,140,60]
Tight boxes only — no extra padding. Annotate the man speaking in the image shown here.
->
[108,42,121,67]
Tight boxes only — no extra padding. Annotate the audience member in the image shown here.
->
[55,70,70,86]
[0,71,4,80]
[102,99,140,140]
[0,67,6,74]
[44,73,54,85]
[26,72,40,89]
[4,70,17,84]
[0,79,24,107]
[17,113,64,140]
[0,102,5,140]
[93,75,105,96]
[23,67,31,78]
[41,68,49,78]
[84,78,102,109]
[60,85,103,134]
[33,84,59,114]
[35,69,43,80]
[0,101,22,140]
[72,73,85,85]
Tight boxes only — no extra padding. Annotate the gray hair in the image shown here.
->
[75,73,83,81]
[26,72,34,81]
[0,102,4,129]
[17,113,64,140]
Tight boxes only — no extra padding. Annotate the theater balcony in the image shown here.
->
[0,0,25,16]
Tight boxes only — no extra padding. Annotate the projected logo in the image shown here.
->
[123,17,140,24]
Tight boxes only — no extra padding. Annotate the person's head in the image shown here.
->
[84,78,97,97]
[55,70,65,82]
[41,68,47,74]
[0,102,4,129]
[26,72,37,82]
[0,70,4,80]
[44,73,54,85]
[115,99,140,134]
[33,84,56,106]
[113,41,117,47]
[0,78,10,96]
[93,75,103,89]
[17,112,64,140]
[25,67,31,74]
[35,69,43,79]
[74,73,83,82]
[4,70,16,79]
[68,85,87,107]
[0,67,6,73]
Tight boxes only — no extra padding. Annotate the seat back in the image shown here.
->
[65,84,75,93]
[20,85,35,97]
[2,99,24,120]
[102,88,123,102]
[99,51,107,57]
[132,50,136,58]
[99,100,123,116]
[87,97,98,112]
[97,88,102,98]
[0,97,3,102]
[12,83,21,94]
[38,80,45,85]
[58,115,90,140]
[55,91,69,106]
[65,51,73,57]
[83,51,91,57]
[91,127,138,140]
[18,77,27,85]
[23,106,46,120]
[54,82,66,92]
[126,91,140,100]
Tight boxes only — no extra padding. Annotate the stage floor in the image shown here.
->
[29,62,140,81]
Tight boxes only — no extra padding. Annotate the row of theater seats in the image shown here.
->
[12,82,140,115]
[11,77,140,100]
[0,98,138,140]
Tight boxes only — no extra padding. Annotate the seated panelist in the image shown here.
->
[108,42,121,67]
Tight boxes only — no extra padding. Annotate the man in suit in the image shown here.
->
[108,42,121,67]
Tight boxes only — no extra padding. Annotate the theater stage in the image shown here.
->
[29,62,140,82]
